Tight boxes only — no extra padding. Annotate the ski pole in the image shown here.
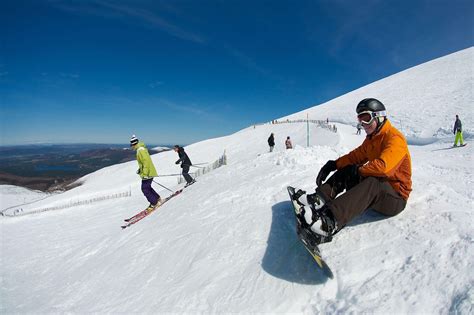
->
[157,173,197,177]
[152,180,174,193]
[181,163,206,169]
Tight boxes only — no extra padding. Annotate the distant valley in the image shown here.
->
[0,144,172,191]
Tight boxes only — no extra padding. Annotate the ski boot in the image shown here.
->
[185,179,196,188]
[145,198,162,214]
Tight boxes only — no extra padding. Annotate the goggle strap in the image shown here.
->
[358,110,387,117]
[374,110,387,117]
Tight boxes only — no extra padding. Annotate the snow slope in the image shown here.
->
[1,47,473,314]
[0,185,49,211]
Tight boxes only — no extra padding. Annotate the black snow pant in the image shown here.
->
[318,167,407,228]
[182,165,194,184]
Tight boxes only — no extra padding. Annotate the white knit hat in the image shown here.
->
[130,135,139,146]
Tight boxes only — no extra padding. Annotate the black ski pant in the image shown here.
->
[318,167,407,228]
[182,165,194,184]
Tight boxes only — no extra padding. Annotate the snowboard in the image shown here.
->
[287,186,333,279]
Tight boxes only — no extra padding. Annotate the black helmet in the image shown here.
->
[356,98,386,114]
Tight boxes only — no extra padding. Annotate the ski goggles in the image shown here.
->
[357,110,387,125]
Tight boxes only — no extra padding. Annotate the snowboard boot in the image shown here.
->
[292,189,325,230]
[294,189,326,211]
[296,194,337,244]
[303,192,326,211]
[305,205,338,244]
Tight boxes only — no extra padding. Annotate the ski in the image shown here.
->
[121,188,184,229]
[124,209,147,222]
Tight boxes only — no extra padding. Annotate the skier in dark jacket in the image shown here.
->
[268,133,275,152]
[453,115,465,147]
[174,145,195,187]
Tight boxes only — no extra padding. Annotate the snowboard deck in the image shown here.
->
[287,186,333,279]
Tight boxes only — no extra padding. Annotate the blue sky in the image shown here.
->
[1,0,472,145]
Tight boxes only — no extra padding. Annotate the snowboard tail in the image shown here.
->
[287,186,333,278]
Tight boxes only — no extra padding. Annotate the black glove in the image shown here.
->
[316,160,337,187]
[344,164,361,188]
[175,160,180,165]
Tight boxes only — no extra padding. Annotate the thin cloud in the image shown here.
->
[159,99,231,125]
[50,0,206,44]
[160,99,208,116]
[149,81,164,89]
[222,44,289,85]
[222,45,271,77]
[60,73,80,79]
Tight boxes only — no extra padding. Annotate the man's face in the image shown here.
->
[362,119,378,135]
[357,111,380,136]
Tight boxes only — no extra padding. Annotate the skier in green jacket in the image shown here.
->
[130,135,161,212]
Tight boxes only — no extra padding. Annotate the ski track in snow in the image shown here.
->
[1,47,473,314]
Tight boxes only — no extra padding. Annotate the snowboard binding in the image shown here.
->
[291,188,336,244]
[287,186,334,278]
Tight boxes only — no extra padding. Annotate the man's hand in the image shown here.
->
[316,160,337,187]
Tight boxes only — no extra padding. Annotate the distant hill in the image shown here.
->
[0,144,169,191]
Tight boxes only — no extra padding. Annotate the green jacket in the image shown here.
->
[133,142,158,179]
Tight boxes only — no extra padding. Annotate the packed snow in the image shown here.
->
[1,47,473,314]
[0,185,50,211]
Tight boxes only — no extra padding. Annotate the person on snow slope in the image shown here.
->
[174,145,196,187]
[293,98,412,244]
[130,135,161,213]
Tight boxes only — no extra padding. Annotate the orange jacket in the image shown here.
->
[336,120,412,200]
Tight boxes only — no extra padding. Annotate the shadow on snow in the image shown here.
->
[261,201,329,285]
[346,209,389,227]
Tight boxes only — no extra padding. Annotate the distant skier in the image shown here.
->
[174,145,196,187]
[292,98,412,244]
[453,115,465,147]
[356,123,362,135]
[130,135,161,212]
[268,133,275,152]
[285,136,293,149]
